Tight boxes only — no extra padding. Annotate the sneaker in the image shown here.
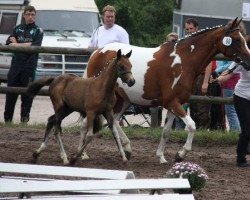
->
[247,144,250,155]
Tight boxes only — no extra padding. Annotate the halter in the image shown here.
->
[113,56,132,79]
[104,56,132,80]
[118,70,132,78]
[222,27,244,64]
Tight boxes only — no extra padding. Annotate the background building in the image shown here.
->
[173,0,250,36]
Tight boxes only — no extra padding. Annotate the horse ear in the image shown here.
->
[231,17,238,28]
[117,49,122,59]
[237,18,243,26]
[126,50,132,58]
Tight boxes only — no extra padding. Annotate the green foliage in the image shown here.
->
[95,0,174,46]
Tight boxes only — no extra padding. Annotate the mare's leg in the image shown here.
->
[79,117,89,160]
[156,111,175,164]
[175,114,196,162]
[105,111,128,163]
[32,115,56,163]
[80,115,106,160]
[70,112,95,165]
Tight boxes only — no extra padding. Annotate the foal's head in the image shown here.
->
[115,49,135,87]
[217,18,250,70]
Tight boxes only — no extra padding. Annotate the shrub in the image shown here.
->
[166,161,208,192]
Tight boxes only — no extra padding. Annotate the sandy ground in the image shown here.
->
[0,126,249,200]
[0,92,249,200]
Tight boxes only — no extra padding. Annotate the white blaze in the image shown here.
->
[239,32,250,55]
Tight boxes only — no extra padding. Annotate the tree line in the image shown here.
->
[95,0,174,47]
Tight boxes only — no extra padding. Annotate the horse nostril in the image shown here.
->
[128,79,135,87]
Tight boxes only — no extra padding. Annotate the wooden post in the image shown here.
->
[150,107,159,128]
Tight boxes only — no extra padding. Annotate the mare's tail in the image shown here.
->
[27,77,54,98]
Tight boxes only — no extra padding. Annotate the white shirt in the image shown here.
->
[88,24,129,48]
[230,62,250,100]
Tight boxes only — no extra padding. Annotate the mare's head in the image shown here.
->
[115,49,135,87]
[218,18,250,70]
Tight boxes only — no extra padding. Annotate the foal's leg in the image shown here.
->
[32,115,55,163]
[54,121,70,165]
[114,101,132,159]
[156,111,175,164]
[175,114,196,162]
[106,111,128,163]
[53,109,74,165]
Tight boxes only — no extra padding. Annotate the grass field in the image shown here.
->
[1,122,239,146]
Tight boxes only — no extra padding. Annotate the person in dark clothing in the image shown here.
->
[4,5,43,123]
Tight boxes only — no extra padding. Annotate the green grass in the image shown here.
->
[0,122,239,146]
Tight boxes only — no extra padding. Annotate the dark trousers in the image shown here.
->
[208,81,225,130]
[190,74,211,129]
[233,94,250,163]
[4,67,35,122]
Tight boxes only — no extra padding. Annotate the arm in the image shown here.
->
[6,26,43,47]
[88,27,99,48]
[31,27,43,46]
[217,71,234,84]
[9,37,32,46]
[202,62,212,94]
[210,62,237,84]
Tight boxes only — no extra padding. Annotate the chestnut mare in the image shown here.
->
[82,18,250,164]
[27,49,134,165]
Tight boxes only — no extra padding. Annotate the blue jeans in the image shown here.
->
[223,89,241,132]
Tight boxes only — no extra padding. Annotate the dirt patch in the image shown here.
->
[0,126,249,200]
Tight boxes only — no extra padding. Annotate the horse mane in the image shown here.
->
[177,25,223,43]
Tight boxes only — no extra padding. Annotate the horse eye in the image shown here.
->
[119,65,125,70]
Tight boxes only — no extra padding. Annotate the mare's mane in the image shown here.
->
[94,56,118,78]
[101,57,117,73]
[177,25,223,43]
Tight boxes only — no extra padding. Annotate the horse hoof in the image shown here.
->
[159,159,168,165]
[125,151,131,160]
[31,152,38,163]
[63,162,70,166]
[81,153,90,160]
[174,153,184,163]
[69,157,77,166]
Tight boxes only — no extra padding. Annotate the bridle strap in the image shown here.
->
[118,71,132,78]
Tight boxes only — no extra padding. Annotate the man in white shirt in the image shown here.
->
[88,5,129,48]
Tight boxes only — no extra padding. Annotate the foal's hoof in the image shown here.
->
[69,156,78,166]
[31,152,38,163]
[174,153,184,163]
[125,151,131,160]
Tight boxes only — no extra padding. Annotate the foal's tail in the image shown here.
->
[94,115,103,133]
[27,77,54,97]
